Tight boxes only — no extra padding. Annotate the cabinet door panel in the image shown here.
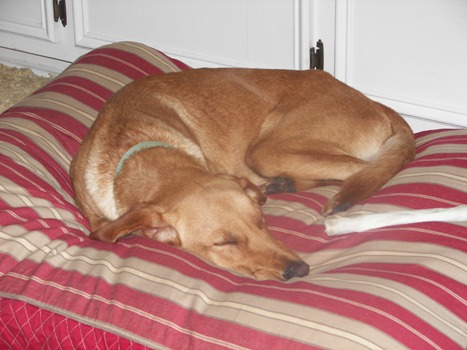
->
[335,0,467,128]
[0,0,57,41]
[74,0,307,68]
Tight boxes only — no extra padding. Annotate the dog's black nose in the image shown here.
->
[283,260,310,280]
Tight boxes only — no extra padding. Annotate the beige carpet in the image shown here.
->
[0,64,52,113]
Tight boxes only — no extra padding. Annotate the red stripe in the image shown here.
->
[416,135,467,153]
[268,220,330,252]
[34,76,113,111]
[268,213,467,251]
[76,49,159,79]
[268,191,328,210]
[330,263,467,319]
[369,183,467,208]
[0,140,74,198]
[75,47,188,80]
[412,154,467,167]
[284,282,459,349]
[0,209,88,243]
[2,109,86,154]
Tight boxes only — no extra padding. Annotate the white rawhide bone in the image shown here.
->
[325,205,467,236]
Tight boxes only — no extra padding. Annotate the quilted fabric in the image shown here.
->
[0,298,151,350]
[0,41,466,349]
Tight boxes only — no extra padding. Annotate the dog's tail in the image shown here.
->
[323,106,415,215]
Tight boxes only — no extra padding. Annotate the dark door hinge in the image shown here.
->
[53,0,67,27]
[310,39,324,70]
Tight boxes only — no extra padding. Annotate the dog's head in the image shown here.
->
[90,175,309,281]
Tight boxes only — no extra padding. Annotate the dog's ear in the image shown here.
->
[238,177,267,205]
[89,203,180,247]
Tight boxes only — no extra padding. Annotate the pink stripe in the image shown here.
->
[269,214,467,251]
[269,191,328,210]
[75,48,172,79]
[0,141,74,197]
[416,136,467,153]
[4,109,87,154]
[35,76,113,111]
[1,160,72,204]
[371,184,467,208]
[287,282,458,349]
[331,263,467,318]
[0,208,88,242]
[411,155,467,168]
[76,47,190,78]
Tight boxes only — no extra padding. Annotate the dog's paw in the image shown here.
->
[322,196,352,216]
[265,177,296,194]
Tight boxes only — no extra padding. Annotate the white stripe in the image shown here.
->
[22,111,83,142]
[65,67,127,87]
[0,121,69,164]
[122,42,181,72]
[19,98,95,123]
[313,275,467,340]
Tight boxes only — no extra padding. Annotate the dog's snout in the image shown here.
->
[283,260,309,280]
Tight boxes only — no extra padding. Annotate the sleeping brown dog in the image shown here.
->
[70,68,415,280]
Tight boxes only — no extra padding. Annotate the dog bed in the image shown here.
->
[0,41,466,349]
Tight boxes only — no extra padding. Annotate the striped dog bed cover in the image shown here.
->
[0,42,466,350]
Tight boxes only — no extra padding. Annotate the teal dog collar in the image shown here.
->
[115,141,174,177]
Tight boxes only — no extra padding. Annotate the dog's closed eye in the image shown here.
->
[213,234,239,247]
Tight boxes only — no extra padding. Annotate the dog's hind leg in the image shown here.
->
[263,176,297,194]
[264,176,343,195]
[246,137,368,194]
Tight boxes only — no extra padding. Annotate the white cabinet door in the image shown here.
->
[0,0,311,70]
[0,0,87,72]
[0,0,58,41]
[328,0,467,131]
[72,0,310,69]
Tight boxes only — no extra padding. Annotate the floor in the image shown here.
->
[0,63,51,113]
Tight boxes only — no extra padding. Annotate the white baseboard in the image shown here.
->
[0,47,71,76]
[403,114,462,133]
